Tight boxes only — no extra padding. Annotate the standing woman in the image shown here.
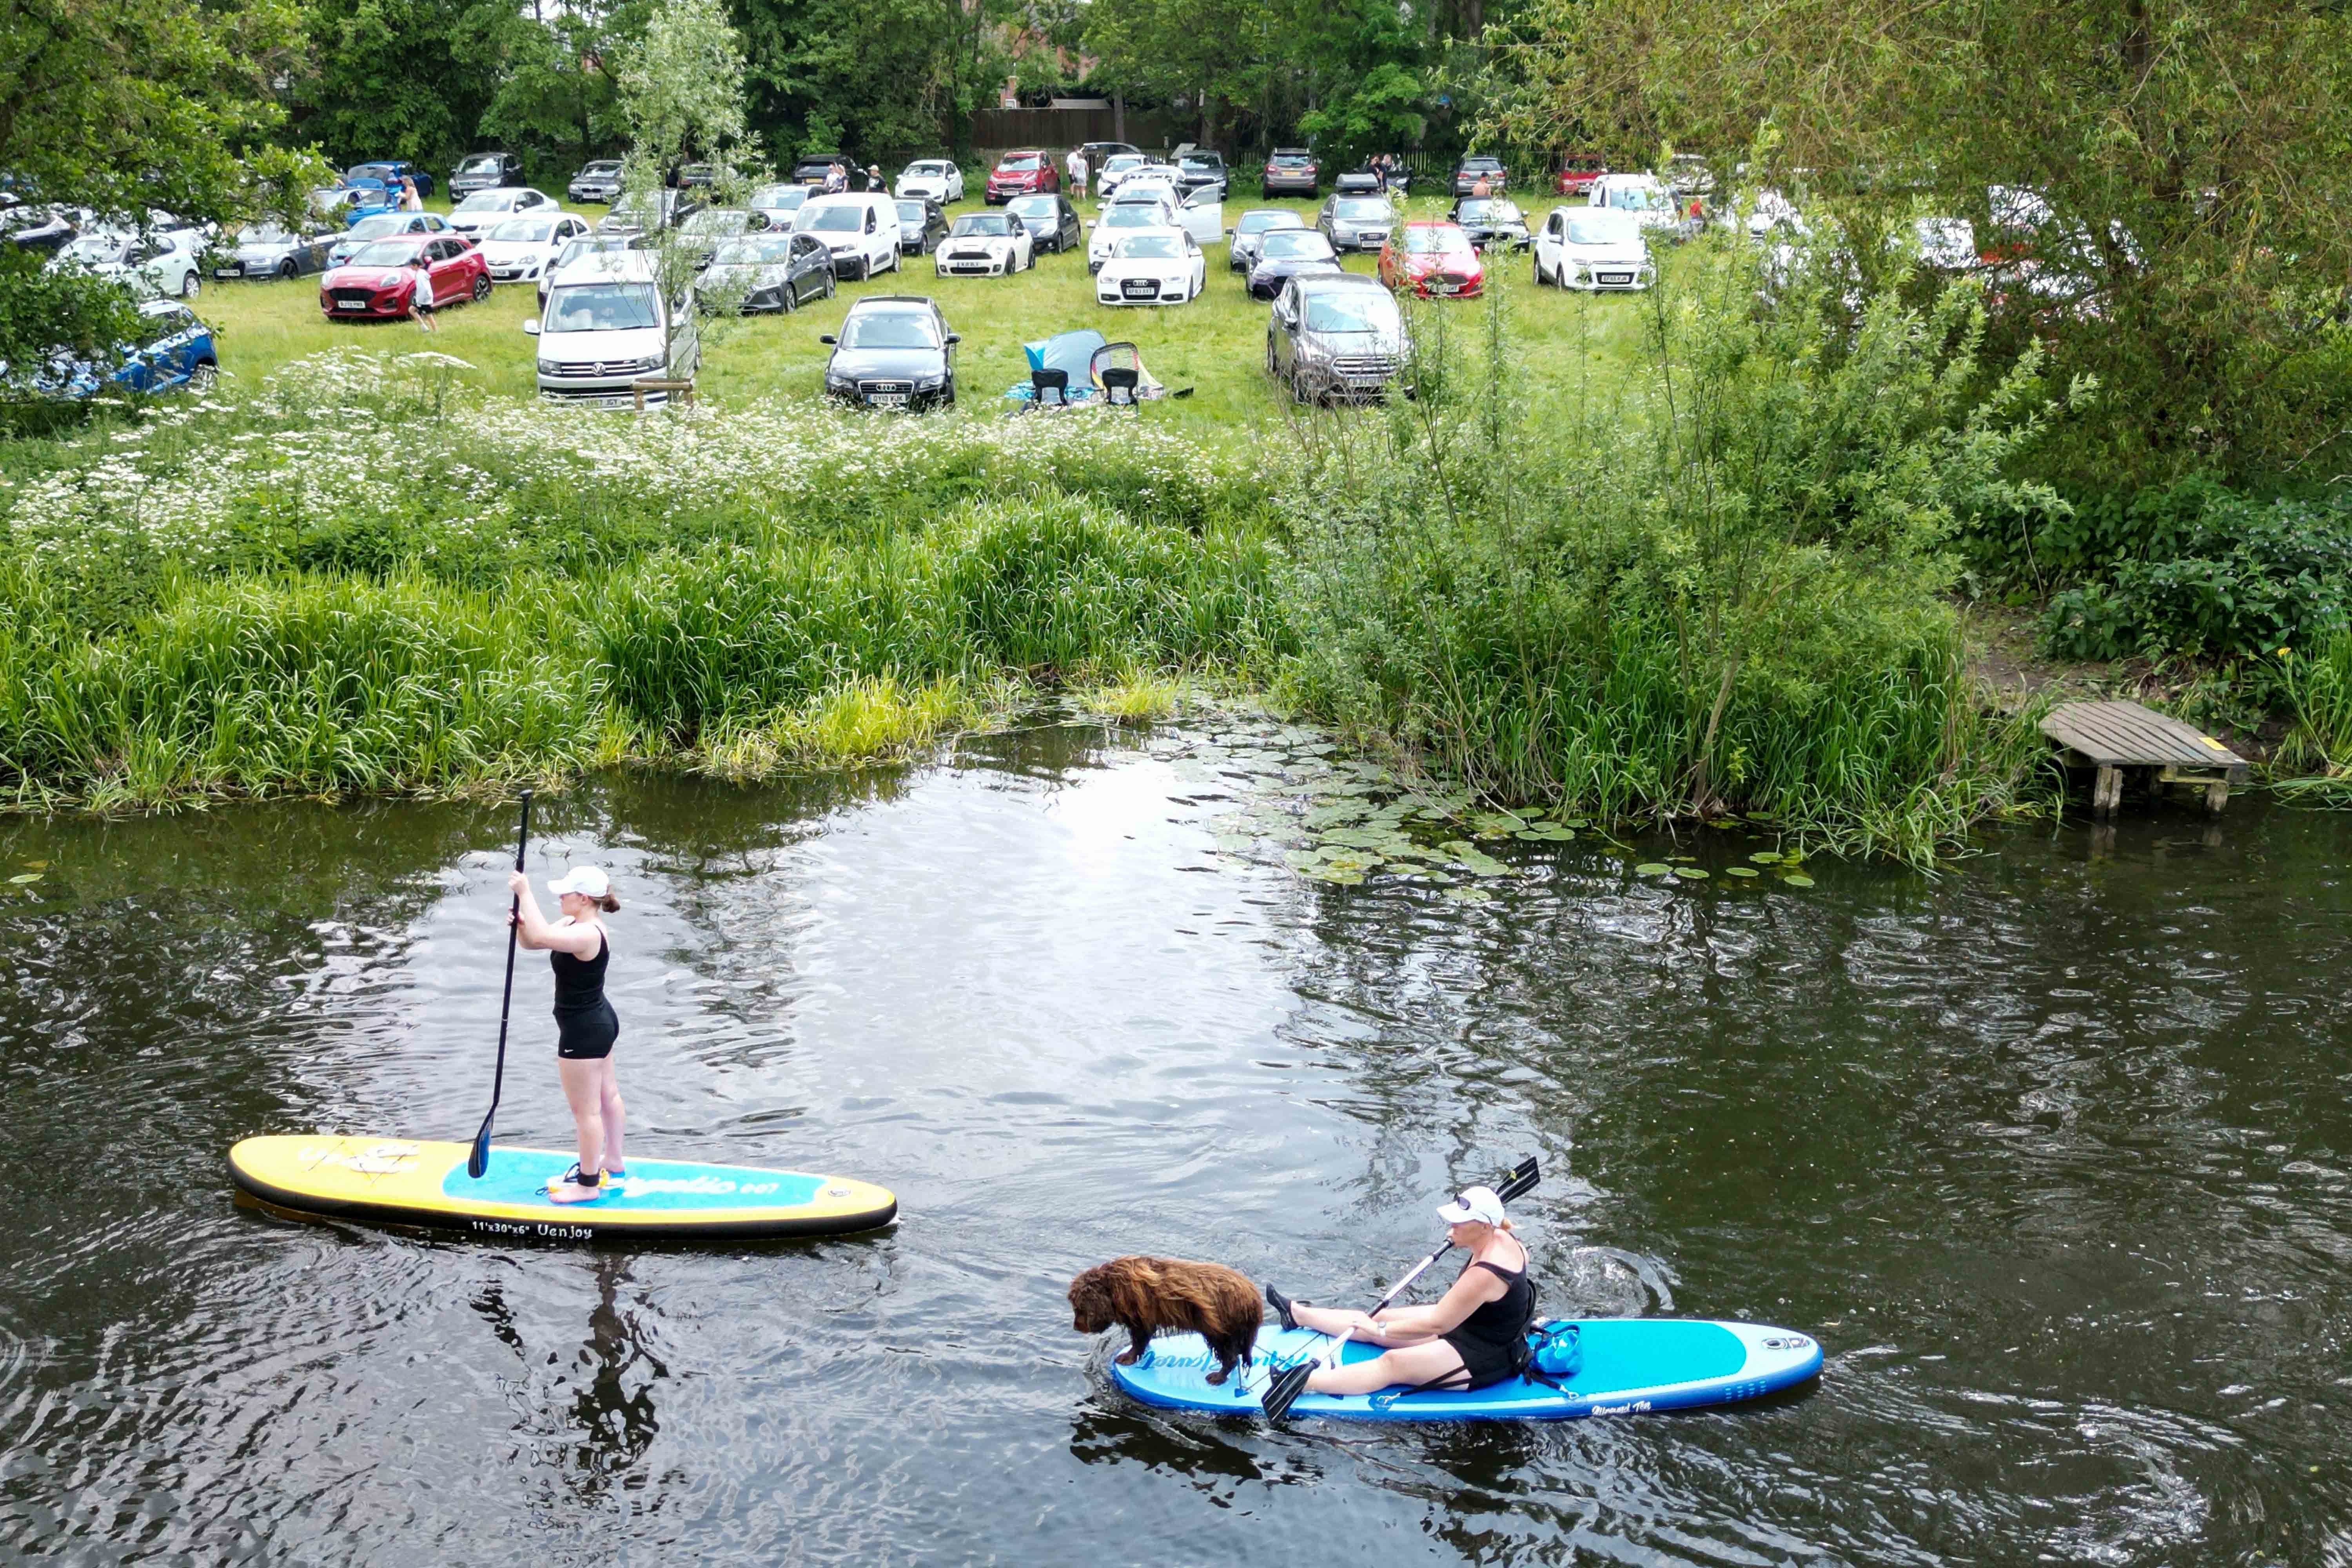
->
[509,865,626,1203]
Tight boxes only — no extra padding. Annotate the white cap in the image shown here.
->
[1436,1185,1506,1227]
[546,866,610,900]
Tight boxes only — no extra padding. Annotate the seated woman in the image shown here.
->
[1267,1186,1533,1396]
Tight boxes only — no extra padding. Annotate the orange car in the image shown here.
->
[1378,221,1484,298]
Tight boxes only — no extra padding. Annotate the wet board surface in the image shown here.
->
[229,1135,897,1241]
[1111,1319,1822,1421]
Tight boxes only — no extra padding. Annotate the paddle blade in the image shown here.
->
[467,1117,492,1179]
[1260,1359,1315,1421]
[1497,1155,1541,1205]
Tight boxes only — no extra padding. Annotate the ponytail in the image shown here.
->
[596,891,621,914]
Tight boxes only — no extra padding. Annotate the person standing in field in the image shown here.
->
[1067,147,1089,203]
[400,174,423,212]
[409,252,436,332]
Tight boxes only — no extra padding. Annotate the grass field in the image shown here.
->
[191,189,1669,439]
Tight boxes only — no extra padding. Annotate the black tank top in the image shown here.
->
[1451,1252,1534,1352]
[549,924,609,1016]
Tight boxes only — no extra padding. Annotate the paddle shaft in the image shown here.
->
[468,791,532,1177]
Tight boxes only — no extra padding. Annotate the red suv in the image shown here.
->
[319,233,490,319]
[985,151,1060,204]
[1555,154,1609,197]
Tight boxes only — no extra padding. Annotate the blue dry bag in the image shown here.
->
[1526,1320,1582,1379]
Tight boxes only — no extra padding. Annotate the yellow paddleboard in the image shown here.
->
[230,1135,897,1241]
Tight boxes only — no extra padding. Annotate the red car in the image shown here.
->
[984,150,1060,204]
[319,234,490,320]
[1556,154,1609,197]
[1378,221,1485,298]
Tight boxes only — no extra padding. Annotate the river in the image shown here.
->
[3,717,2348,1565]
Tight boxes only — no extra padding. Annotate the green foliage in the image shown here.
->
[734,0,973,166]
[0,252,143,402]
[2277,629,2352,784]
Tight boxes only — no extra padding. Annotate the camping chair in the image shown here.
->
[1091,342,1143,407]
[1031,367,1071,407]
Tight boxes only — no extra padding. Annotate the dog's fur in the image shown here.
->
[1068,1256,1263,1385]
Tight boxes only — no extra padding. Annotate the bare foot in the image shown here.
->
[546,1180,604,1205]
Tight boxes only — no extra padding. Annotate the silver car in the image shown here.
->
[1318,194,1395,253]
[215,221,335,280]
[1268,273,1406,403]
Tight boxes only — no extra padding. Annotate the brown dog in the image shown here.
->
[1068,1256,1263,1385]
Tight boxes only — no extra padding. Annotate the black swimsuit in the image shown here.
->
[1439,1251,1535,1389]
[550,925,617,1060]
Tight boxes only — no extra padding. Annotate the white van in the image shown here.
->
[523,250,701,408]
[791,193,904,281]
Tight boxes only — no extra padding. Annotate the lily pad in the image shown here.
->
[1305,867,1367,885]
[1305,801,1371,828]
[1725,866,1760,878]
[1212,833,1257,853]
[1440,886,1492,904]
[1749,850,1783,863]
[1673,866,1711,880]
[1781,873,1816,888]
[1633,862,1673,876]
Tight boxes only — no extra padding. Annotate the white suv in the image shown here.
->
[791,194,904,281]
[524,250,701,408]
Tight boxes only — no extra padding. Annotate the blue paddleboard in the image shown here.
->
[1110,1318,1822,1421]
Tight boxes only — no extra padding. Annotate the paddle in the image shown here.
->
[1260,1154,1540,1421]
[466,789,533,1180]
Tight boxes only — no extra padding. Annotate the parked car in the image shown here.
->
[1332,167,1385,196]
[676,206,777,267]
[1530,205,1653,290]
[1554,154,1608,198]
[750,183,813,223]
[1665,152,1715,201]
[1095,153,1148,197]
[1451,155,1508,196]
[791,153,850,186]
[326,211,453,269]
[1005,194,1082,254]
[1267,272,1404,403]
[568,160,626,203]
[4,298,220,399]
[820,295,958,410]
[450,151,525,198]
[1095,227,1206,306]
[539,232,634,307]
[598,188,698,240]
[526,248,700,407]
[1229,208,1307,272]
[1741,188,1804,242]
[1588,174,1691,239]
[1247,227,1344,299]
[1075,141,1140,176]
[1379,221,1484,297]
[934,210,1034,277]
[1318,193,1395,253]
[984,150,1059,203]
[1175,151,1229,201]
[1261,147,1320,196]
[701,231,835,313]
[319,234,490,320]
[326,181,403,227]
[53,231,202,298]
[675,163,719,189]
[1089,202,1174,272]
[448,187,555,235]
[216,221,337,280]
[1448,196,1530,252]
[792,192,904,279]
[895,198,951,255]
[895,159,965,204]
[1110,167,1182,209]
[347,161,433,199]
[478,211,595,285]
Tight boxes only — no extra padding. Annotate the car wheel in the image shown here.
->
[180,271,199,298]
[824,272,836,300]
[1265,337,1278,377]
[855,255,871,282]
[188,362,218,392]
[278,260,298,280]
[472,273,491,302]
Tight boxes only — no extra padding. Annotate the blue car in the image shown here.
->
[4,299,219,399]
[334,179,405,226]
[346,160,434,199]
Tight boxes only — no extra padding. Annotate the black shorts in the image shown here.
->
[555,1000,618,1060]
[1437,1329,1528,1391]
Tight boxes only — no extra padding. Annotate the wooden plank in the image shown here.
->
[2039,701,2246,777]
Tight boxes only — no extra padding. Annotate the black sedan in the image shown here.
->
[1246,228,1344,299]
[820,295,961,410]
[1005,193,1082,254]
[5,205,81,254]
[895,198,951,255]
[1447,196,1531,251]
[702,232,835,313]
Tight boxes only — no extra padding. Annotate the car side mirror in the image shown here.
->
[946,332,961,343]
[522,319,541,336]
[1083,220,1095,230]
[819,334,837,345]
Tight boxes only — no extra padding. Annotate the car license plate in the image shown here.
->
[214,266,242,278]
[334,294,367,309]
[1431,283,1458,295]
[1122,280,1155,298]
[867,392,908,408]
[1600,272,1632,285]
[596,394,635,409]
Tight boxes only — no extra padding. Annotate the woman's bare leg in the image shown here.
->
[550,1057,605,1202]
[1289,1303,1381,1339]
[597,1059,626,1173]
[1306,1339,1469,1397]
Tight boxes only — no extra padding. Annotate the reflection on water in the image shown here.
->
[2,718,2350,1563]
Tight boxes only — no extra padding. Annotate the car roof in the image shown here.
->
[137,298,196,318]
[846,294,940,314]
[1291,272,1387,294]
[552,249,660,283]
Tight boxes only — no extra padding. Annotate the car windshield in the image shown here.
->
[1271,153,1312,166]
[1405,227,1468,254]
[1455,200,1500,222]
[684,209,751,236]
[348,165,395,181]
[459,155,503,173]
[1566,212,1642,245]
[1238,211,1302,235]
[347,216,406,241]
[62,236,125,261]
[1605,184,1670,212]
[1260,230,1334,259]
[715,235,795,265]
[490,218,556,243]
[951,214,1015,237]
[841,312,938,350]
[1102,207,1161,229]
[237,224,292,244]
[584,162,621,174]
[1303,290,1401,334]
[1334,199,1390,221]
[454,192,511,211]
[909,162,951,177]
[895,202,929,224]
[1104,156,1144,173]
[1117,234,1183,259]
[348,241,423,266]
[546,282,660,332]
[998,154,1043,171]
[751,185,808,210]
[1461,158,1502,172]
[1007,197,1055,217]
[1179,155,1220,170]
[139,309,192,346]
[609,194,657,218]
[795,205,864,233]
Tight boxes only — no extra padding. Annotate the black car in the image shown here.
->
[702,231,835,313]
[820,295,960,411]
[1262,147,1319,196]
[568,160,625,203]
[894,198,951,255]
[1247,227,1343,298]
[676,163,719,188]
[792,153,851,186]
[1451,155,1507,196]
[1229,207,1307,272]
[451,151,525,198]
[3,204,79,253]
[1447,196,1530,251]
[1175,151,1228,201]
[675,206,776,267]
[1005,193,1082,254]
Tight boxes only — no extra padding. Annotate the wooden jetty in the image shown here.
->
[2040,700,2249,815]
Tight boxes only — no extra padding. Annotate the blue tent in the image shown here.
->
[1003,329,1108,403]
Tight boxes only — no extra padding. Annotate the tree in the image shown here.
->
[615,0,754,321]
[730,0,969,166]
[288,0,511,172]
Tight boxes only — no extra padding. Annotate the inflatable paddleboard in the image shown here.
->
[229,1135,897,1241]
[1111,1318,1821,1421]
